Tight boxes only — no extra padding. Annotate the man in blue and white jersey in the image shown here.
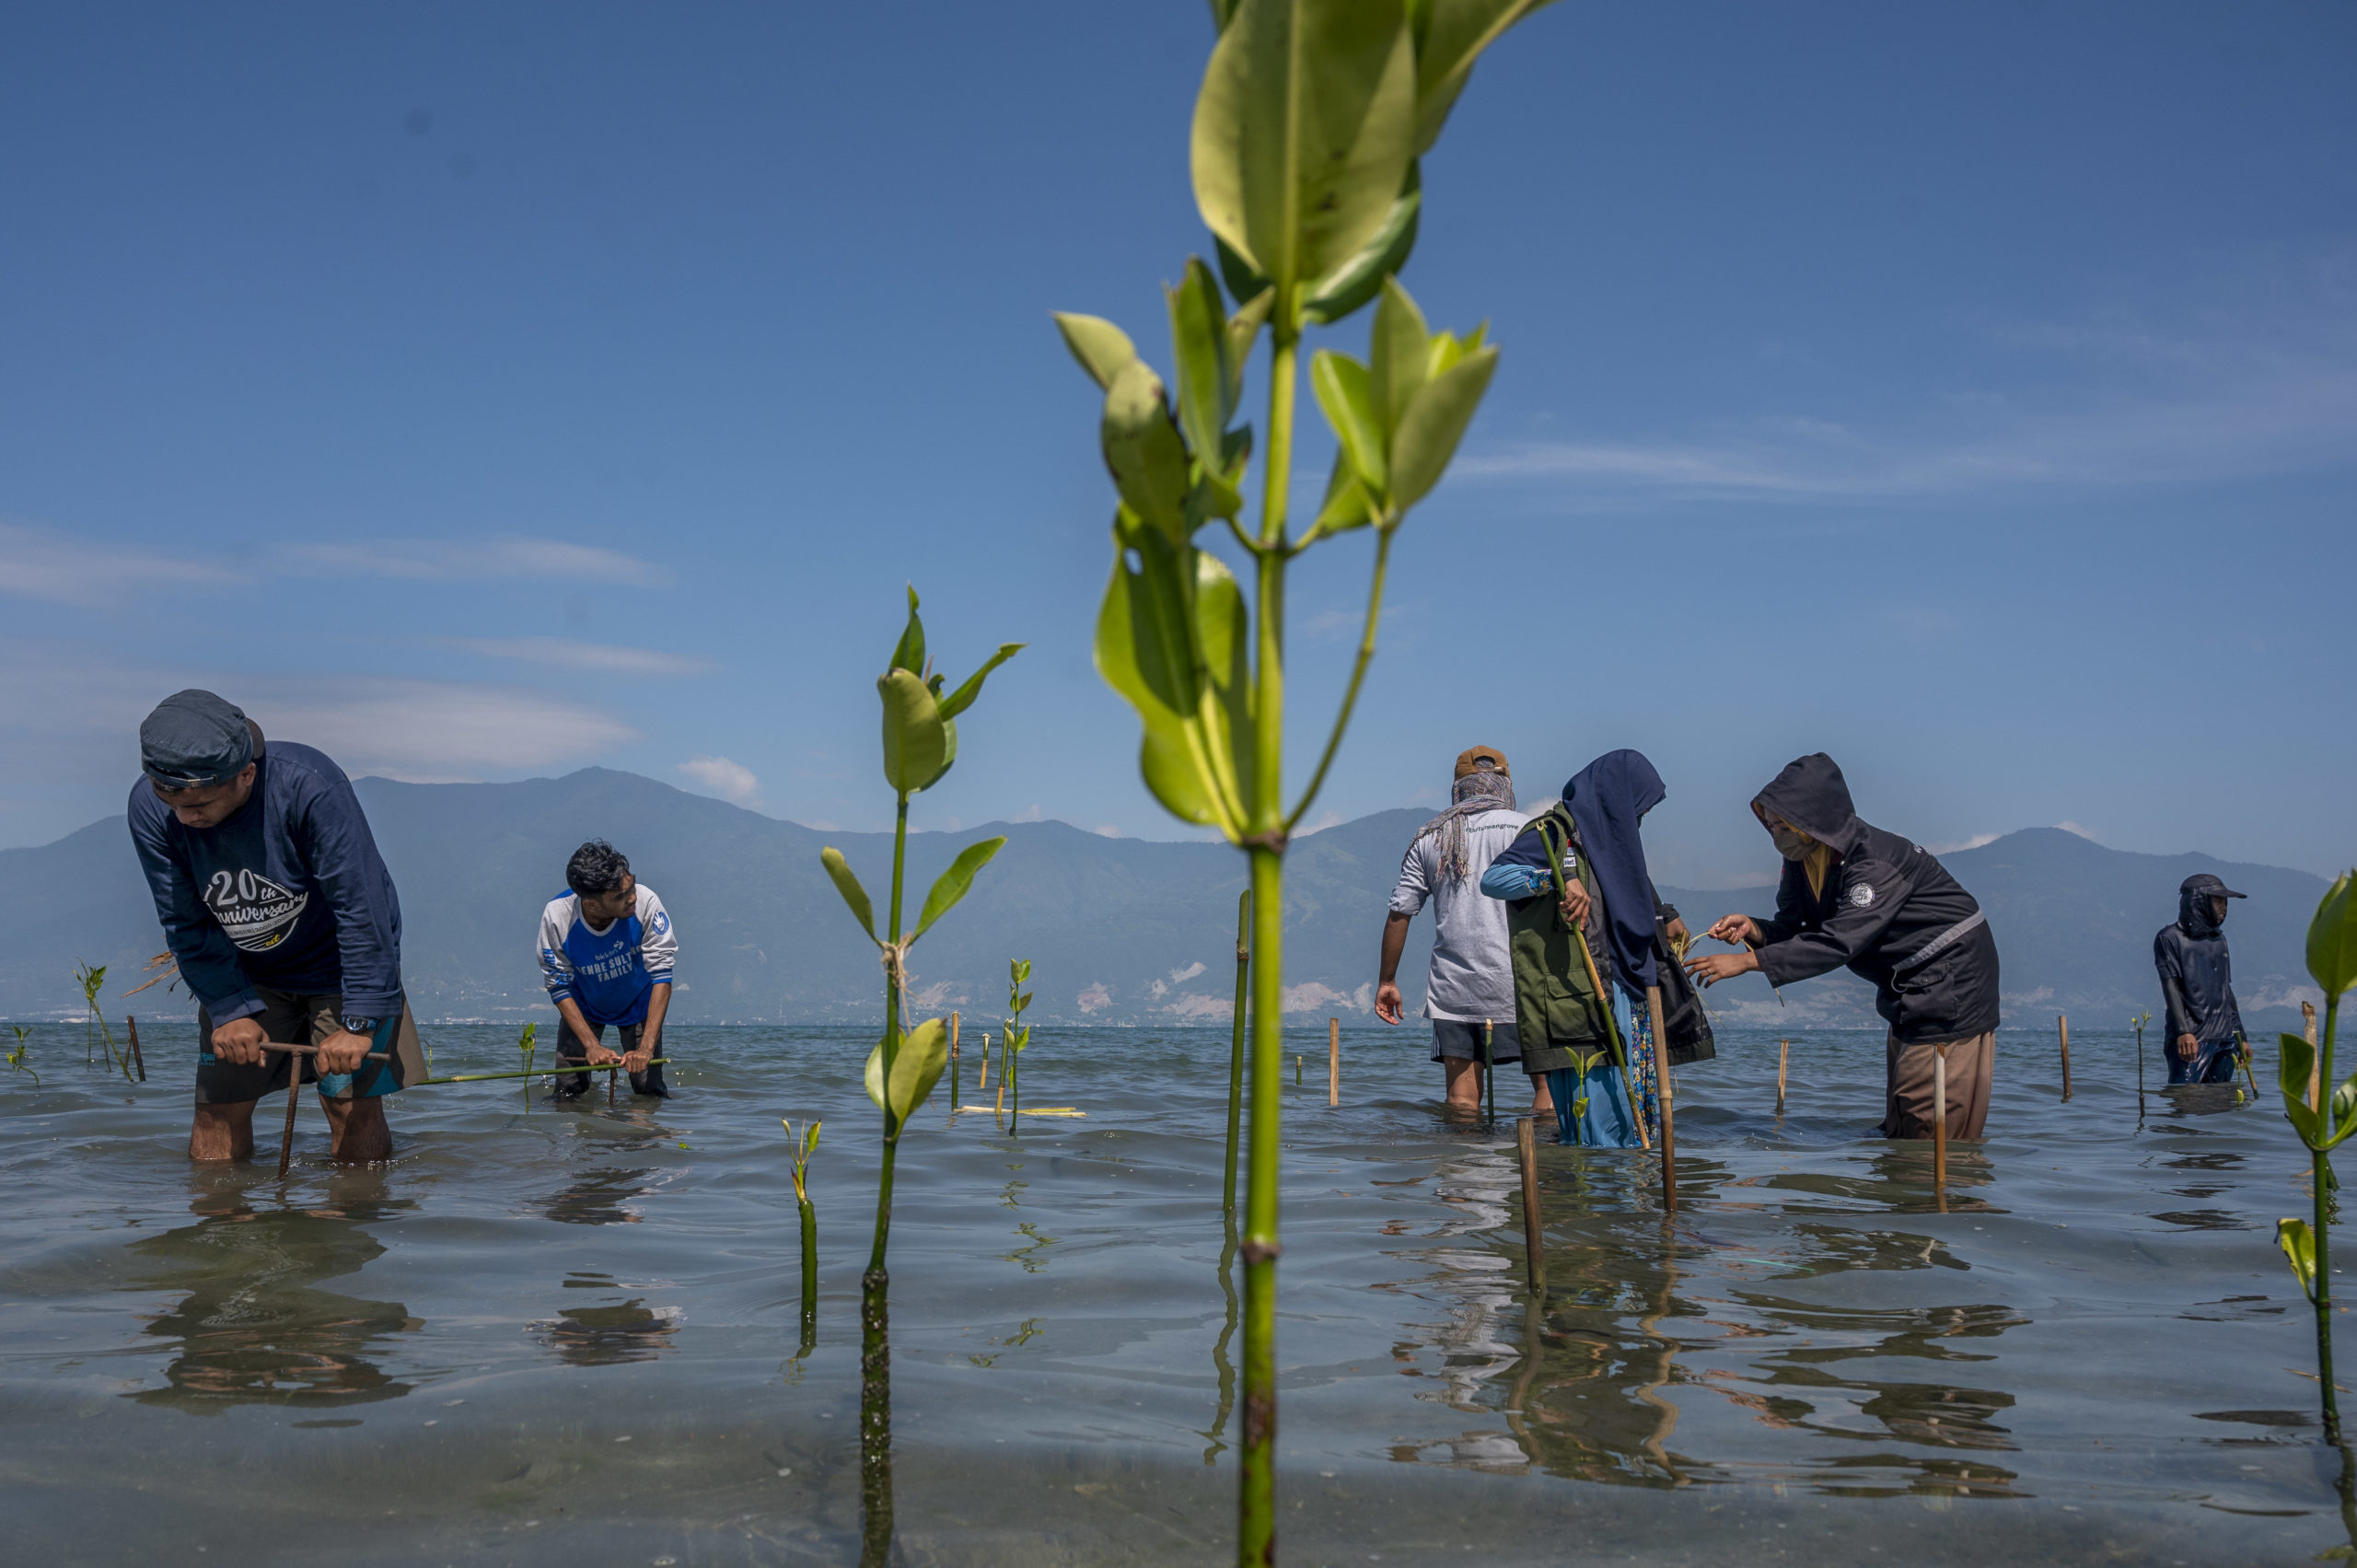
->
[539,840,679,1098]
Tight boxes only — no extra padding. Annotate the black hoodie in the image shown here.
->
[1748,754,2002,1044]
[2154,885,2242,1045]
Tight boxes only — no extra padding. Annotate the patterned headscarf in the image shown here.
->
[1413,766,1517,885]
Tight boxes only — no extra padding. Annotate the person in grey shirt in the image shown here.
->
[1376,747,1552,1114]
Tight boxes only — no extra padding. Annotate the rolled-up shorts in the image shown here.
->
[1431,1017,1521,1065]
[194,988,424,1105]
[2167,1037,2243,1086]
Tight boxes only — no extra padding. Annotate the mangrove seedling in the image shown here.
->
[1055,4,1552,1554]
[75,962,132,1082]
[1004,959,1033,1129]
[818,585,1020,1566]
[517,1022,539,1108]
[2276,869,2357,1444]
[7,1026,36,1087]
[785,1118,822,1357]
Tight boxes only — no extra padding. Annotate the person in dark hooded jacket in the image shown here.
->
[2154,872,2247,1085]
[1685,753,2002,1140]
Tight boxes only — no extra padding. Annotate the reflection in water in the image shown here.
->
[1378,1138,2034,1500]
[122,1199,419,1414]
[541,1166,661,1226]
[534,1274,680,1365]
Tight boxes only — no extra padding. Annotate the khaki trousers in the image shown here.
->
[1881,1030,1992,1141]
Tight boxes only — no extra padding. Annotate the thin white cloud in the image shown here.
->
[2054,820,2100,841]
[0,520,239,605]
[1463,300,2357,506]
[1927,832,2002,854]
[676,755,762,808]
[282,536,665,585]
[257,679,638,781]
[438,637,711,676]
[1167,961,1207,985]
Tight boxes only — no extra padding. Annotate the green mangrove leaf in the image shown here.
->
[889,584,926,677]
[1409,0,1560,156]
[819,847,879,945]
[1312,350,1388,496]
[2308,870,2357,998]
[1368,274,1432,434]
[865,1016,950,1129]
[1311,450,1376,535]
[2280,1215,2320,1302]
[914,836,1007,940]
[1193,546,1257,813]
[1054,312,1141,392]
[1427,320,1485,379]
[1102,360,1192,544]
[1094,521,1228,830]
[937,643,1025,720]
[2287,1090,2320,1149]
[1192,0,1418,310]
[1389,342,1497,507]
[879,668,949,795]
[1167,258,1233,463]
[2282,1031,2317,1105]
[1303,163,1422,326]
[1207,0,1240,29]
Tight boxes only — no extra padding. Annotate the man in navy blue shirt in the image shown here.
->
[127,690,423,1163]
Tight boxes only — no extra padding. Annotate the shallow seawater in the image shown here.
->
[1,1019,2348,1565]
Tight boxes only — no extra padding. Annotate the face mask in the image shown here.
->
[1770,824,1812,861]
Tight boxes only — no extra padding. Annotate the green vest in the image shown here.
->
[1506,804,1624,1076]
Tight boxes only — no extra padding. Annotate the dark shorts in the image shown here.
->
[553,1016,670,1098]
[194,989,424,1105]
[1432,1017,1520,1065]
[2167,1038,2243,1086]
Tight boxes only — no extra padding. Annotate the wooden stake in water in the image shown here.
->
[1482,1018,1496,1124]
[2058,1013,2072,1100]
[275,1048,306,1179]
[1327,1018,1339,1108]
[1777,1038,1788,1113]
[977,1034,989,1092]
[1516,1113,1546,1295]
[1648,985,1677,1214]
[1295,1054,1302,1087]
[126,1016,146,1083]
[950,1011,960,1058]
[1933,1047,1951,1202]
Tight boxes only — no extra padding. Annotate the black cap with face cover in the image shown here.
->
[139,690,256,789]
[2178,872,2246,938]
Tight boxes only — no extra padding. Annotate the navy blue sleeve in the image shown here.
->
[126,785,265,1024]
[287,769,405,1017]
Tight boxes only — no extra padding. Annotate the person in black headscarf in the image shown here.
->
[1687,753,2000,1140]
[1480,749,1688,1146]
[2154,872,2247,1085]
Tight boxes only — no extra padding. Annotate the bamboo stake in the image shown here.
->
[1327,1018,1339,1107]
[951,1011,960,1058]
[1648,985,1677,1214]
[609,1067,617,1106]
[2309,1001,2323,1112]
[977,1034,989,1091]
[1224,890,1248,1216]
[1776,1038,1787,1113]
[1933,1043,1948,1208]
[411,1058,665,1086]
[1516,1113,1546,1295]
[1295,1054,1302,1087]
[2058,1013,2072,1100]
[126,1016,146,1083]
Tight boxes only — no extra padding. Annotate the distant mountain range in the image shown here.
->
[0,767,2331,1035]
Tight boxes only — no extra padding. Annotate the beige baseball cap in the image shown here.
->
[1454,746,1508,779]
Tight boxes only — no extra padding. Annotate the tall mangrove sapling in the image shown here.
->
[1055,3,1553,1556]
[1004,959,1033,1127]
[818,587,1021,1562]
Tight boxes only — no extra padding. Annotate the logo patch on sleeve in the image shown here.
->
[1849,881,1876,910]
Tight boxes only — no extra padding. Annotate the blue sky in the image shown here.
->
[4,1,2352,886]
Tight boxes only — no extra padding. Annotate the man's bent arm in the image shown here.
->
[632,982,670,1069]
[555,995,610,1059]
[1375,912,1412,1024]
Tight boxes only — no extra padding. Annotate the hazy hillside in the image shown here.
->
[0,769,2330,1036]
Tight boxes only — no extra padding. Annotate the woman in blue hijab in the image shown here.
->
[1480,749,1685,1147]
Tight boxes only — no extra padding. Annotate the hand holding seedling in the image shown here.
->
[1705,913,1760,947]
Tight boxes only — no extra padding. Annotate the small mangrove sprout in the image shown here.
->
[7,1026,36,1088]
[1004,959,1033,1129]
[785,1118,822,1357]
[75,962,132,1083]
[818,585,1020,1566]
[2276,869,2357,1444]
[517,1022,539,1109]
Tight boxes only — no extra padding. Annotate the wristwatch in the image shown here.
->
[341,1015,382,1036]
